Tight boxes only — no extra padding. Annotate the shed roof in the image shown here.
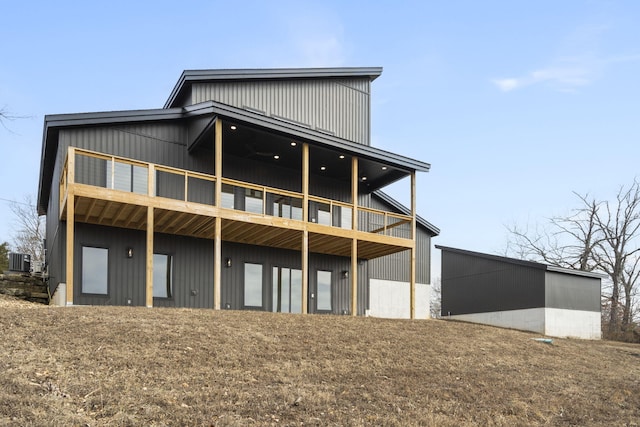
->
[38,101,430,214]
[435,245,605,279]
[164,67,383,108]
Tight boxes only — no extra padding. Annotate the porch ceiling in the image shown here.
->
[192,119,410,192]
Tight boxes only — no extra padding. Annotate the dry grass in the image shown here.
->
[1,295,639,426]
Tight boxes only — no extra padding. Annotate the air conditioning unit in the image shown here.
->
[9,253,31,273]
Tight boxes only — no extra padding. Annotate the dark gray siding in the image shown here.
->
[73,224,214,307]
[221,242,367,315]
[192,79,372,145]
[74,223,146,306]
[59,124,213,174]
[545,271,601,312]
[224,154,360,204]
[48,123,211,295]
[367,196,431,284]
[440,251,545,316]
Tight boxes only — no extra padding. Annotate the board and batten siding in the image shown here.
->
[192,78,372,145]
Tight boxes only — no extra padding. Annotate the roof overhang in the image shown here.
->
[373,191,440,236]
[38,101,430,215]
[165,67,383,109]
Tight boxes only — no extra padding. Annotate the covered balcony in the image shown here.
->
[57,116,423,315]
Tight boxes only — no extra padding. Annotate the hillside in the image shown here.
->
[0,294,638,426]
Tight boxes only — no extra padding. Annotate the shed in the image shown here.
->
[436,245,602,339]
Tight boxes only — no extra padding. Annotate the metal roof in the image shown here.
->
[38,101,430,215]
[164,67,383,108]
[372,191,440,236]
[435,245,605,279]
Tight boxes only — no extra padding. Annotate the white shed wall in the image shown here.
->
[447,308,601,340]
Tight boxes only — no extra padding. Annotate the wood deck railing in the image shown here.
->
[60,147,413,239]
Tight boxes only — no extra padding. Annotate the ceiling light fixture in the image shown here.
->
[361,176,367,181]
[273,155,280,160]
[320,166,326,171]
[230,125,237,130]
[339,155,345,159]
[381,166,387,170]
[290,142,297,146]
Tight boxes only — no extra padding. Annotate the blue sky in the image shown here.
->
[1,0,639,278]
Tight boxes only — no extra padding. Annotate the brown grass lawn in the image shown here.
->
[0,294,639,426]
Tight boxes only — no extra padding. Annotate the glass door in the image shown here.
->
[272,267,302,313]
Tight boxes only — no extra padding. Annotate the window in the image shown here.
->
[313,202,331,225]
[153,254,173,298]
[244,263,263,308]
[273,196,303,220]
[106,160,147,194]
[245,188,263,214]
[272,267,302,313]
[82,246,108,295]
[317,270,332,311]
[339,206,352,229]
[221,183,235,209]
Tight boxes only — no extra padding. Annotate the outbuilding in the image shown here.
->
[436,245,602,339]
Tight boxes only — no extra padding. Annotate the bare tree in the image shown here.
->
[590,181,640,331]
[430,276,441,319]
[506,180,640,339]
[10,195,45,263]
[506,194,600,271]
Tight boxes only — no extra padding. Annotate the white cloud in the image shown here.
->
[493,53,640,93]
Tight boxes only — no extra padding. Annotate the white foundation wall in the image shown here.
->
[544,308,601,340]
[447,308,601,339]
[51,283,66,306]
[367,279,430,319]
[448,308,546,334]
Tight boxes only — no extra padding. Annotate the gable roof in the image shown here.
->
[165,67,383,108]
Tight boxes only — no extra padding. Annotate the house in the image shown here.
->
[436,245,602,339]
[37,67,439,318]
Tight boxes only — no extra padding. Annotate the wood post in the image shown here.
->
[351,156,358,316]
[65,148,75,305]
[214,118,223,310]
[301,143,309,314]
[146,206,154,308]
[410,172,417,319]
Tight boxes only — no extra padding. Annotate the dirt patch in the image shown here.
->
[0,302,638,426]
